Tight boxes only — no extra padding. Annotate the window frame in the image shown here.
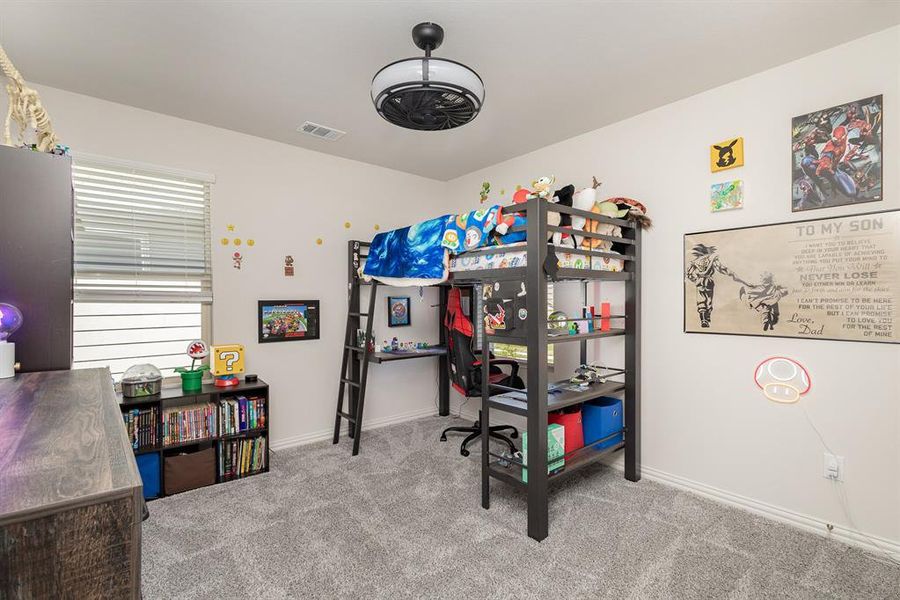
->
[70,154,215,386]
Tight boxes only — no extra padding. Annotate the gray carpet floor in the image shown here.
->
[142,416,900,599]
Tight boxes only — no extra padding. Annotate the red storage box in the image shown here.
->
[548,407,584,455]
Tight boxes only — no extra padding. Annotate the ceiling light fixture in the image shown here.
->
[371,22,484,131]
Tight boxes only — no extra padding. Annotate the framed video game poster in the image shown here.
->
[387,296,411,327]
[684,210,899,344]
[258,300,320,343]
[791,95,883,212]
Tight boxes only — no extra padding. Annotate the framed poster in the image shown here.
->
[710,137,744,172]
[258,300,320,343]
[387,296,411,327]
[684,210,898,343]
[710,180,743,212]
[791,95,883,212]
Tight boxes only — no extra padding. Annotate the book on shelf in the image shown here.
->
[218,395,266,436]
[162,403,218,446]
[122,406,158,450]
[217,435,266,480]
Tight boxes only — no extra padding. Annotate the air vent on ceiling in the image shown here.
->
[297,121,346,141]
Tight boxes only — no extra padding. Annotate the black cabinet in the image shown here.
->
[0,146,73,372]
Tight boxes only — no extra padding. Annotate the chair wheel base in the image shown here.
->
[440,435,447,442]
[460,448,470,457]
[509,431,518,439]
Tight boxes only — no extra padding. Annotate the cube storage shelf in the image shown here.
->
[118,378,270,500]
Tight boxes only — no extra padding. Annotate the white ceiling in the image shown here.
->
[1,1,898,180]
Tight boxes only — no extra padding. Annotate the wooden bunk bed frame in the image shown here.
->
[339,196,641,541]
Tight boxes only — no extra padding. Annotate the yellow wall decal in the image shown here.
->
[247,239,255,246]
[227,224,235,232]
[710,137,744,172]
[220,238,229,245]
[316,238,323,245]
[344,221,351,229]
[233,238,242,246]
[374,224,380,231]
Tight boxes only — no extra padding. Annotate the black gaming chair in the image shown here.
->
[440,287,522,457]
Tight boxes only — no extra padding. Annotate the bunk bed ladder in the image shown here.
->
[333,278,379,456]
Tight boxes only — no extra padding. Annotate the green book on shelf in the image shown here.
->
[522,423,565,483]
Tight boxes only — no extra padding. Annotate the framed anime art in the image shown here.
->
[684,210,899,344]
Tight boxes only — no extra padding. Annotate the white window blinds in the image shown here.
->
[72,158,213,303]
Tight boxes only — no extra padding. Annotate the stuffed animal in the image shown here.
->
[528,175,556,201]
[582,196,652,253]
[551,184,575,246]
[571,176,602,247]
[496,186,528,236]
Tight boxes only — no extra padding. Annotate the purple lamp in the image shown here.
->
[0,303,23,378]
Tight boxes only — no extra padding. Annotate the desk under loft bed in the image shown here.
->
[334,196,641,541]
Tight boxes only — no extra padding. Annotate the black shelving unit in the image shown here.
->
[452,198,642,542]
[118,378,270,499]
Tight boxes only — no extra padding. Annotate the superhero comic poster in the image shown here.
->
[791,95,883,212]
[684,211,899,344]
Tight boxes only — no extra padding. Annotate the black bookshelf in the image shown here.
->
[118,378,270,499]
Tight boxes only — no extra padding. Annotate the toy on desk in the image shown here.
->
[568,321,579,335]
[357,329,375,352]
[175,339,210,392]
[211,343,245,387]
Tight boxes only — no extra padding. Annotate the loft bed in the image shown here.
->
[335,197,641,542]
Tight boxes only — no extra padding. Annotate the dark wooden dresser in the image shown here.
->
[0,368,142,599]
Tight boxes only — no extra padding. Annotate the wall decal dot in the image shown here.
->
[247,239,255,247]
[344,221,351,229]
[374,224,380,231]
[220,238,229,245]
[316,238,323,245]
[233,238,242,245]
[227,224,235,232]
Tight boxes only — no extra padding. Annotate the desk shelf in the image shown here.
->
[488,379,626,416]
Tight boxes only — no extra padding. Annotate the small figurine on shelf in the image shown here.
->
[211,344,245,387]
[569,364,610,386]
[174,340,210,392]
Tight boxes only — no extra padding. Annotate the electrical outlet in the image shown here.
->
[823,453,844,481]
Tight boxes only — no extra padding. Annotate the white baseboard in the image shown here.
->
[272,406,900,559]
[630,464,900,559]
[269,406,439,451]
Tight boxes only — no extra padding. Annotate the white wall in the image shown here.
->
[444,27,900,544]
[6,84,451,449]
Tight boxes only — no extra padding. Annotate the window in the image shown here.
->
[476,284,555,365]
[71,156,213,381]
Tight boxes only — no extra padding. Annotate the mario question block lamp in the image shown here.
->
[212,344,245,387]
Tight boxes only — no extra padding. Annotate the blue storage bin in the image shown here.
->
[582,396,623,449]
[136,452,161,499]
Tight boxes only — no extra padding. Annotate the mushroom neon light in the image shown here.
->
[754,357,811,403]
